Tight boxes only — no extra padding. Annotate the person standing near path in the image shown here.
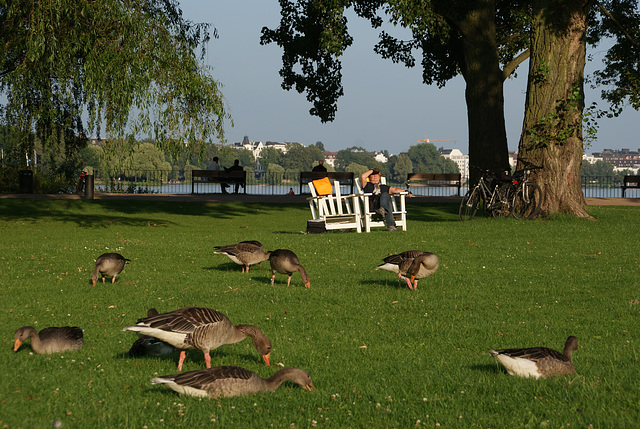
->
[360,168,411,231]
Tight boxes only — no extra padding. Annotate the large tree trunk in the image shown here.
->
[457,1,510,177]
[517,0,591,217]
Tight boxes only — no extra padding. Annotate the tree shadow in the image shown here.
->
[0,198,308,227]
[406,201,461,222]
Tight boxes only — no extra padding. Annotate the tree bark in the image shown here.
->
[456,1,510,176]
[517,0,591,218]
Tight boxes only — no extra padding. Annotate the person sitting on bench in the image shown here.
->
[225,159,245,194]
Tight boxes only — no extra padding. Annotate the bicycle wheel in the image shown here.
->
[459,188,481,221]
[512,182,542,219]
[491,183,515,219]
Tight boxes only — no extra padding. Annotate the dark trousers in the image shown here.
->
[379,193,396,227]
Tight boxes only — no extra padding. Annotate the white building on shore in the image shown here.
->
[439,148,469,179]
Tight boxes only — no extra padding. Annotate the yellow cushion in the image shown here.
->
[312,177,333,195]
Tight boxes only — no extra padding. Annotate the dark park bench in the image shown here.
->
[191,169,246,194]
[622,175,640,198]
[299,171,355,195]
[406,173,462,196]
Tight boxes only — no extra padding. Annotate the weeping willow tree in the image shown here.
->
[0,0,231,165]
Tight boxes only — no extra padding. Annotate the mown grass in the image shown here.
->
[0,198,638,428]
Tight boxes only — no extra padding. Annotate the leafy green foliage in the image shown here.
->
[588,0,640,112]
[335,146,384,172]
[281,143,324,171]
[0,0,230,160]
[389,153,413,182]
[407,142,459,174]
[260,0,356,122]
[259,147,285,172]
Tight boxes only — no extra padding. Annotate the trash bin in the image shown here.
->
[19,170,33,193]
[84,175,94,199]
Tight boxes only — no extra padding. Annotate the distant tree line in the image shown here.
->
[581,160,634,182]
[0,125,458,191]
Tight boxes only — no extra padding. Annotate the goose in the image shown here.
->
[376,250,439,290]
[151,365,315,398]
[214,241,271,273]
[489,336,578,379]
[123,307,271,372]
[269,249,311,288]
[128,309,177,357]
[13,326,84,354]
[92,252,130,285]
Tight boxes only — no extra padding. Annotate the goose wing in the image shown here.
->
[38,327,84,343]
[141,307,228,334]
[493,346,569,362]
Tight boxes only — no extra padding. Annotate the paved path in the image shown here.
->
[1,193,639,206]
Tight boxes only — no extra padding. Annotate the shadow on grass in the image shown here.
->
[471,363,503,375]
[116,351,179,362]
[0,198,459,228]
[406,202,461,222]
[360,278,410,290]
[116,347,265,369]
[203,263,241,272]
[0,199,309,227]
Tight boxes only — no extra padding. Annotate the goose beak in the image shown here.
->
[13,339,22,352]
[304,282,311,288]
[92,280,97,286]
[262,353,271,366]
[305,382,316,392]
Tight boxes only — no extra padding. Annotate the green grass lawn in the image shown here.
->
[0,198,638,428]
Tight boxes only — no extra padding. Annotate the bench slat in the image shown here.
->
[299,172,355,194]
[192,170,247,194]
[407,173,462,195]
[622,175,640,197]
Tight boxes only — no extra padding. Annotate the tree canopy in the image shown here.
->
[0,0,230,162]
[281,142,324,171]
[407,143,459,174]
[263,0,639,216]
[261,0,533,173]
[334,146,382,172]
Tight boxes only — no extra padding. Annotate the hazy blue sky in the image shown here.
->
[180,1,639,156]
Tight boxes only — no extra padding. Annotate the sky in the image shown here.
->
[179,1,639,156]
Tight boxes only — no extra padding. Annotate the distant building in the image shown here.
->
[231,136,297,157]
[591,148,640,172]
[324,151,337,168]
[373,151,388,163]
[582,153,603,164]
[439,148,469,180]
[233,136,264,158]
[264,140,288,154]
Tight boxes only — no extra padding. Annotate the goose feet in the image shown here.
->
[400,275,413,290]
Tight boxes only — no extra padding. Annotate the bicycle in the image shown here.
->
[510,159,543,220]
[459,167,514,221]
